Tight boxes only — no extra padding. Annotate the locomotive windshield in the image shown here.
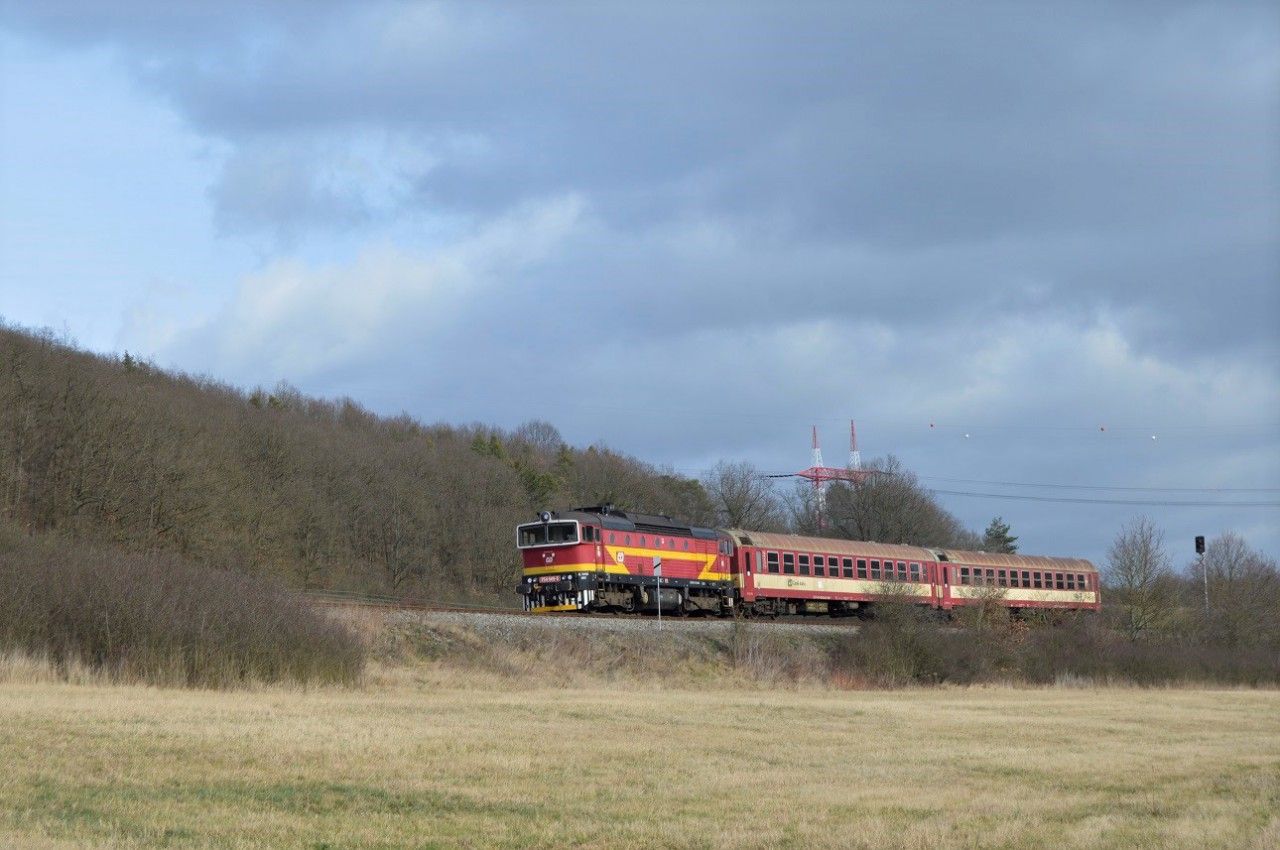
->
[517,521,579,548]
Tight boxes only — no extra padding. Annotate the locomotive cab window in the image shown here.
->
[517,522,579,548]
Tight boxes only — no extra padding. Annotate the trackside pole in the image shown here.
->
[653,556,662,630]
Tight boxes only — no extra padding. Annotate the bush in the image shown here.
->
[0,526,364,688]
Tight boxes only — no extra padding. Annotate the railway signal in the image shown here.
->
[1196,535,1208,616]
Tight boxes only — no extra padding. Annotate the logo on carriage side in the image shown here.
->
[786,578,803,587]
[543,552,554,564]
[615,551,625,564]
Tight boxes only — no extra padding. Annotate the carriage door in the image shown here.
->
[740,548,756,601]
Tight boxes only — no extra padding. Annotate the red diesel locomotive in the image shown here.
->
[516,505,1100,616]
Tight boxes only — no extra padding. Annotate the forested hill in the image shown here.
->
[0,325,713,602]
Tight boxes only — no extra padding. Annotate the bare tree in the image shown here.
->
[702,460,783,529]
[1106,516,1177,642]
[1190,532,1280,650]
[824,455,978,548]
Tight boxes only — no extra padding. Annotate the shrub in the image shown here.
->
[0,527,364,688]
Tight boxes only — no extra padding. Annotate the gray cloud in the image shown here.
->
[4,1,1277,561]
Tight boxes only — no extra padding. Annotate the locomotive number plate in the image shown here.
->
[537,575,564,584]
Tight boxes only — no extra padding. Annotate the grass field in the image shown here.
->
[0,673,1276,849]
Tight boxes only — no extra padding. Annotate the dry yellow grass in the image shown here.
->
[0,675,1276,849]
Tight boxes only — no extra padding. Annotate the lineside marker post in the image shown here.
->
[653,556,662,630]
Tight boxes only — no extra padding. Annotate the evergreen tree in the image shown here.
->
[982,516,1018,553]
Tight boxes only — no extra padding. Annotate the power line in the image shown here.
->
[736,471,1280,506]
[742,470,1279,495]
[917,476,1280,494]
[924,488,1280,509]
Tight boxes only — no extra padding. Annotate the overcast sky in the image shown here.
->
[1,2,1277,565]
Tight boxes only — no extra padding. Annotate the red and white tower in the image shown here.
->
[795,420,875,530]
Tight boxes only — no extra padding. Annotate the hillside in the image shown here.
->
[0,324,713,602]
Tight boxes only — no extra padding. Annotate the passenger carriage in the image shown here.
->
[939,550,1100,613]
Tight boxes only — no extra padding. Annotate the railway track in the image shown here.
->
[303,589,865,629]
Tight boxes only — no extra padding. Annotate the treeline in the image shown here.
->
[701,456,987,550]
[1104,518,1280,657]
[0,325,711,601]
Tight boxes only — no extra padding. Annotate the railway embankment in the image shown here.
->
[331,602,1280,690]
[336,605,846,688]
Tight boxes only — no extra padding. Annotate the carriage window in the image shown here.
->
[857,559,867,579]
[897,562,908,581]
[1066,574,1076,590]
[798,555,810,576]
[783,554,795,575]
[1018,571,1027,588]
[842,558,854,578]
[870,560,881,580]
[1054,573,1065,589]
[986,569,996,585]
[910,563,921,582]
[813,556,825,577]
[960,567,970,585]
[1032,571,1041,588]
[767,552,779,574]
[997,570,1006,587]
[1080,574,1089,590]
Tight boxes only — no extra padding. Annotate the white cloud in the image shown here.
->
[170,193,585,380]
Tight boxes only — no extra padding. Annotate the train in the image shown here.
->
[516,505,1100,617]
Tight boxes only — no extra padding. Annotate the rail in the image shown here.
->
[303,589,526,614]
